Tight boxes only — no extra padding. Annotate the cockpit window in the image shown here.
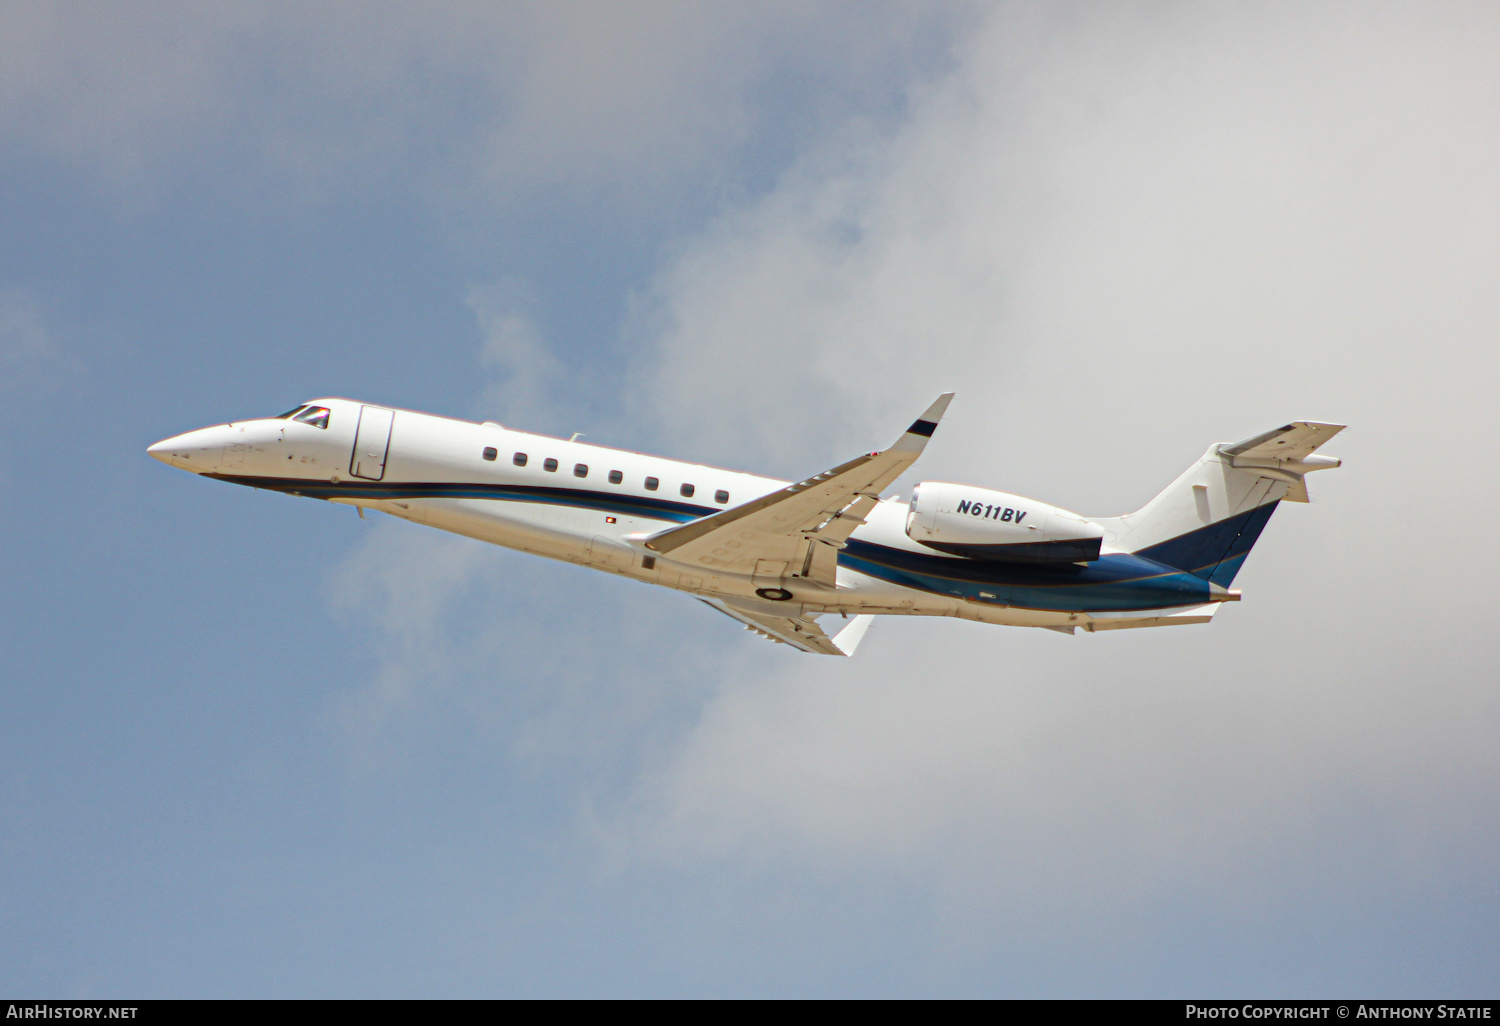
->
[275,405,308,419]
[293,406,330,429]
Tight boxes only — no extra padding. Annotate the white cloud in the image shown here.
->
[609,0,1500,922]
[324,510,739,797]
[310,1,1500,984]
[468,279,571,433]
[325,521,490,760]
[0,1,956,210]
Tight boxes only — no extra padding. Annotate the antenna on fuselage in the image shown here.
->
[569,432,584,442]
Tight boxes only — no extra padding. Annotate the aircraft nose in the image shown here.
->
[147,427,225,472]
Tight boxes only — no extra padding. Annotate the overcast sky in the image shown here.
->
[2,0,1497,997]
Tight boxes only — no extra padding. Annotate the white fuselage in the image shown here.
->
[151,398,1344,645]
[147,398,1014,624]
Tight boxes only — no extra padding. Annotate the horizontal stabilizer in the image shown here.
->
[1221,421,1345,461]
[1217,421,1344,503]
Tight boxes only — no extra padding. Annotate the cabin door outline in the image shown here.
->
[349,405,395,481]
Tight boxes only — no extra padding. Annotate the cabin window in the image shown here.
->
[608,470,623,485]
[680,483,695,498]
[645,476,659,491]
[715,489,730,504]
[513,453,528,467]
[544,458,558,472]
[482,447,497,461]
[574,463,588,478]
[641,555,656,571]
[292,406,330,430]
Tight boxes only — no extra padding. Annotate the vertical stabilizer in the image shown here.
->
[1094,422,1343,586]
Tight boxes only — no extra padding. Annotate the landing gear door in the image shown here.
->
[350,405,395,481]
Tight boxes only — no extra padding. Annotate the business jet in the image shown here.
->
[148,397,1342,656]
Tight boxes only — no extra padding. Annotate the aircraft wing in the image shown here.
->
[1220,421,1345,460]
[644,394,954,587]
[701,599,874,657]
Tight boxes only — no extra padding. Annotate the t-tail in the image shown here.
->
[1093,421,1344,587]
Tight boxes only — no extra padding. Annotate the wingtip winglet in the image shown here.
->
[897,393,955,447]
[911,392,954,433]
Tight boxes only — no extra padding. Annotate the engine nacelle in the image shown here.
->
[905,482,1105,563]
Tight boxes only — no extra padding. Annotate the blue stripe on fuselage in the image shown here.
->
[206,474,713,523]
[209,474,1231,613]
[840,539,1212,612]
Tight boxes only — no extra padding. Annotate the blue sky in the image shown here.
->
[2,1,1498,997]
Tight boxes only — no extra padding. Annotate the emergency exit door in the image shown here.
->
[349,405,394,481]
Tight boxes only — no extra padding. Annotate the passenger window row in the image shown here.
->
[483,448,731,504]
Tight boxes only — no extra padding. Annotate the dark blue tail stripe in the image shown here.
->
[1135,501,1279,586]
